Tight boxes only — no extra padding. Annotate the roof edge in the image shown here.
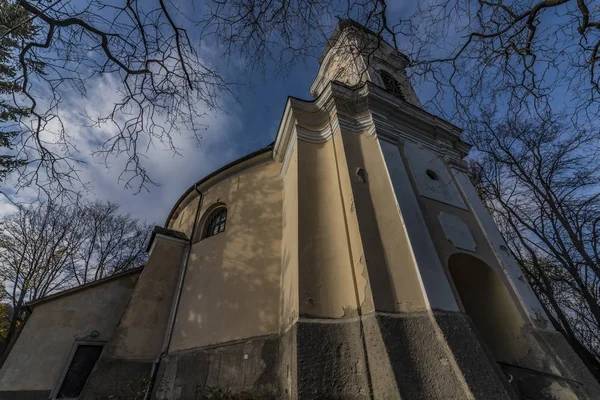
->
[318,19,410,65]
[146,226,188,252]
[164,143,274,227]
[27,266,144,309]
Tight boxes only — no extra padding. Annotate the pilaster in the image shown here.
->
[80,227,188,400]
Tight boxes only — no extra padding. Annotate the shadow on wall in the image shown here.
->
[448,255,586,400]
[448,253,527,364]
[173,163,284,349]
[342,134,397,312]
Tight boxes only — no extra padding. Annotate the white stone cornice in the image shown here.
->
[367,84,464,142]
[273,99,296,165]
[371,115,468,171]
[337,113,376,136]
[296,117,340,144]
[273,80,471,177]
[148,233,189,255]
[274,85,340,177]
[280,128,297,179]
[273,93,334,164]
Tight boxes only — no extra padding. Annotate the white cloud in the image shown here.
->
[0,201,17,216]
[1,73,244,225]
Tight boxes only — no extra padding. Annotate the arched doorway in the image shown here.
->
[448,253,527,363]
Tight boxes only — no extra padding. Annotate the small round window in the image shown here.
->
[426,169,439,181]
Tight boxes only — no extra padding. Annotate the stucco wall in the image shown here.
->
[340,130,428,313]
[297,139,360,318]
[395,141,563,374]
[452,169,550,326]
[169,161,283,351]
[281,145,299,332]
[105,236,187,360]
[0,272,140,391]
[379,139,459,311]
[171,196,200,239]
[332,131,375,315]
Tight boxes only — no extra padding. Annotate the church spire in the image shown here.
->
[310,19,421,107]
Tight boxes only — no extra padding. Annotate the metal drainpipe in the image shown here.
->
[144,184,203,400]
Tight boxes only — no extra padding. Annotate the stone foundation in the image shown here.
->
[0,391,50,400]
[2,310,592,400]
[532,330,600,399]
[151,335,285,400]
[433,311,517,399]
[79,358,152,400]
[147,311,525,399]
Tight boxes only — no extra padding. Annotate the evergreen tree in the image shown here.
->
[0,1,41,182]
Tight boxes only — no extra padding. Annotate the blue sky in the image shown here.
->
[0,0,589,225]
[0,3,405,225]
[0,2,325,224]
[18,40,320,225]
[127,54,319,225]
[73,58,318,225]
[103,2,416,225]
[0,0,436,225]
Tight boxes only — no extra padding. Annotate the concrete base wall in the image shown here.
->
[79,358,152,400]
[147,311,522,399]
[0,391,50,400]
[56,309,598,400]
[528,330,600,399]
[433,311,517,399]
[151,335,285,399]
[5,308,594,399]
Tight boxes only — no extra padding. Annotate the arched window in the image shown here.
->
[379,70,404,100]
[203,207,227,239]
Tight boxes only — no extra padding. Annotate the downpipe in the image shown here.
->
[144,184,203,400]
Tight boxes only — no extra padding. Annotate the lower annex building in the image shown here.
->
[1,20,599,400]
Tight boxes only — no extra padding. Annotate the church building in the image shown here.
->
[1,20,599,399]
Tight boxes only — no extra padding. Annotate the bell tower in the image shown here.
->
[310,19,421,107]
[274,19,600,399]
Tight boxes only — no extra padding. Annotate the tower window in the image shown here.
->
[380,70,404,99]
[203,207,227,239]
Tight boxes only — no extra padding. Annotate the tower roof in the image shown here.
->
[319,19,410,65]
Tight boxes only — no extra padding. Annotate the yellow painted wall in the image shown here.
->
[281,145,299,332]
[332,131,374,314]
[172,196,200,239]
[297,138,360,318]
[340,131,428,313]
[449,253,528,364]
[169,161,283,351]
[107,238,187,359]
[398,144,556,371]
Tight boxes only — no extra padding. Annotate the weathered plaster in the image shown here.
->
[0,272,139,391]
[439,212,477,252]
[297,139,359,318]
[379,139,459,312]
[339,128,428,313]
[280,144,299,333]
[403,142,467,209]
[169,161,283,351]
[105,235,187,360]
